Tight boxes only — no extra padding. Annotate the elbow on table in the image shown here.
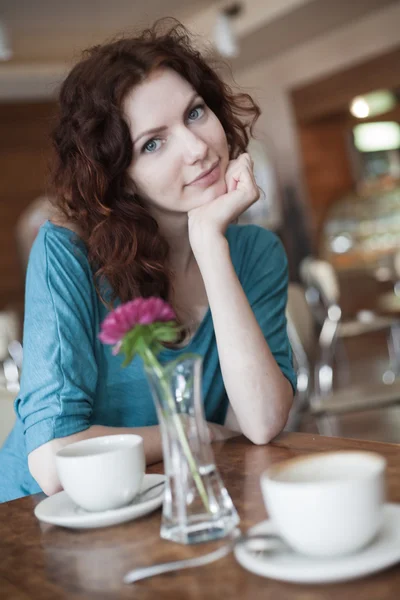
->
[36,476,62,498]
[245,397,293,446]
[28,442,62,497]
[245,425,281,446]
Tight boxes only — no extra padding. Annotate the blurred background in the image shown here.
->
[1,0,400,445]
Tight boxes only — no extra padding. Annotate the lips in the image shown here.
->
[188,161,220,186]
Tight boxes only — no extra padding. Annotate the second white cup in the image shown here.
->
[55,434,145,512]
[261,450,386,557]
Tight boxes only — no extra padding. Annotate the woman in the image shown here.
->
[0,20,295,503]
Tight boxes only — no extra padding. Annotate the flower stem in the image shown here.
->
[142,347,210,513]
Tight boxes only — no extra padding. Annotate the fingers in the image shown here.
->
[227,174,239,193]
[225,153,256,193]
[225,161,240,193]
[225,154,258,205]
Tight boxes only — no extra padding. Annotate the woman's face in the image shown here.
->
[123,68,230,215]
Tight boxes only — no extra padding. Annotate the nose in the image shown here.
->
[180,127,208,163]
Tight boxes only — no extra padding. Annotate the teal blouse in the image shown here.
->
[0,221,296,502]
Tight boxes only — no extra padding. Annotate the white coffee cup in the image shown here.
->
[260,451,386,557]
[55,434,145,512]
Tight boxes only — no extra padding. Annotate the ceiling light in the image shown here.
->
[213,3,243,58]
[350,97,370,119]
[353,122,400,152]
[350,90,396,119]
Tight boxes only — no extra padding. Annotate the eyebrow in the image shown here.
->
[133,92,200,145]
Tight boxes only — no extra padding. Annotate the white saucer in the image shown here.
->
[34,473,165,530]
[234,503,400,584]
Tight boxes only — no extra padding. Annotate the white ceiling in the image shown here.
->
[2,0,399,66]
[231,0,399,72]
[0,0,216,62]
[1,0,399,100]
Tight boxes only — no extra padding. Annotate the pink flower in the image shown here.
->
[99,297,176,345]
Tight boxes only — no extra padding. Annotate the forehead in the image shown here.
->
[123,68,196,131]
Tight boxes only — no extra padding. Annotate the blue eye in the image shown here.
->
[188,104,205,121]
[142,138,162,154]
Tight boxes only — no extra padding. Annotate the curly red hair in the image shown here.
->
[51,19,260,306]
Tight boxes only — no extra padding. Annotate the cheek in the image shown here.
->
[129,160,167,195]
[130,157,183,206]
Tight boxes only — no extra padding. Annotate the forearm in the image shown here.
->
[195,236,293,444]
[28,419,238,497]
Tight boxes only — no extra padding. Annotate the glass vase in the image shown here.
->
[145,353,240,545]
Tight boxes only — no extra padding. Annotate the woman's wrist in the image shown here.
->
[190,230,229,267]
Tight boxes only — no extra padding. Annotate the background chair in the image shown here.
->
[377,249,400,315]
[284,283,315,431]
[0,388,16,447]
[300,256,400,382]
[286,282,400,436]
[0,195,55,395]
[0,311,22,393]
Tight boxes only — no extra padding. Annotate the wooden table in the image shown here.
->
[1,433,400,599]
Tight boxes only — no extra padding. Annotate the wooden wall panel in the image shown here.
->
[296,114,354,241]
[291,45,400,123]
[0,101,57,312]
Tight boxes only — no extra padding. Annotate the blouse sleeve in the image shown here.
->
[15,226,99,454]
[232,225,297,393]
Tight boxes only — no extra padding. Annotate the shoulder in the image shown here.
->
[26,221,94,298]
[29,221,90,272]
[33,219,87,252]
